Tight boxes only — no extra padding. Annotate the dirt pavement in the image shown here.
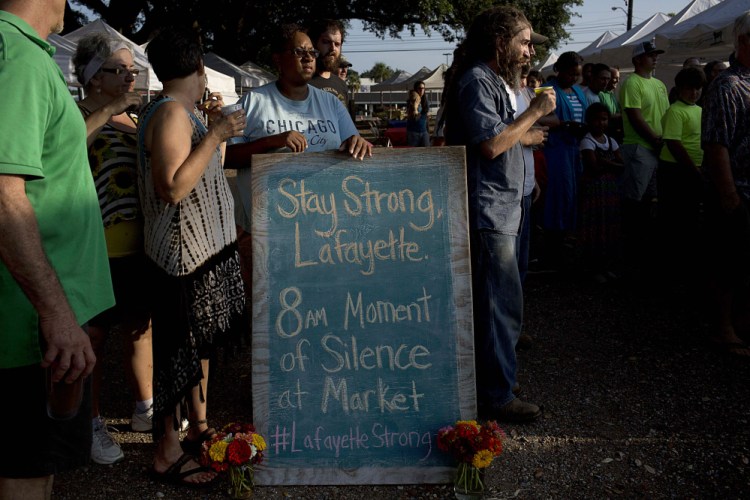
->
[53,272,750,499]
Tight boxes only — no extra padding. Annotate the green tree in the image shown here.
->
[361,62,394,83]
[66,0,582,66]
[346,69,361,92]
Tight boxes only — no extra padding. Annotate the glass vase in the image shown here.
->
[453,462,485,500]
[228,464,254,499]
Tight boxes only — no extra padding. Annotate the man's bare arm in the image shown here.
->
[0,174,95,383]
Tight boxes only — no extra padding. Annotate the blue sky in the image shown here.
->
[344,0,693,75]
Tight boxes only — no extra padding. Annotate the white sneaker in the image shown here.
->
[131,405,189,432]
[91,417,125,465]
[130,406,153,432]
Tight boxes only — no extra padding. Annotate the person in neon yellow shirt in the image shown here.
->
[658,66,706,279]
[619,41,669,280]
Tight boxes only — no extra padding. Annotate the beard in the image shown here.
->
[319,52,340,73]
[497,52,527,91]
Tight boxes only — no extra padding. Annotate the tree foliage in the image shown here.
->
[361,62,395,83]
[66,0,582,67]
[346,70,361,92]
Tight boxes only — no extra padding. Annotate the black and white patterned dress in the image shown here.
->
[137,96,246,436]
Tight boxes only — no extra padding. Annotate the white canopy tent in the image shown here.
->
[204,52,275,94]
[49,34,78,86]
[239,60,277,88]
[579,31,619,58]
[370,70,413,92]
[584,12,672,69]
[533,52,558,78]
[580,0,747,89]
[61,20,238,102]
[652,0,750,61]
[402,64,447,91]
[628,0,725,46]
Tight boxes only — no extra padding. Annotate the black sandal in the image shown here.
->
[149,453,217,489]
[181,420,217,455]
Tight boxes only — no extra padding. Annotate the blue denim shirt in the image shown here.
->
[447,62,524,235]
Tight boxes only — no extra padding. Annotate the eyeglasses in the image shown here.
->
[99,67,140,77]
[290,48,320,59]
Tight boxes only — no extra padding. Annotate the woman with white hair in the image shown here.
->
[73,33,153,466]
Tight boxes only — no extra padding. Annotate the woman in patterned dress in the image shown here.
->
[138,27,246,488]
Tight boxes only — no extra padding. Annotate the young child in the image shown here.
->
[578,102,624,283]
[658,67,706,274]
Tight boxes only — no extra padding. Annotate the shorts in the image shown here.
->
[0,363,92,477]
[89,254,150,331]
[621,143,659,201]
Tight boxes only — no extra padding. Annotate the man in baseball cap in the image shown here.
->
[337,56,352,81]
[632,40,665,58]
[620,39,669,279]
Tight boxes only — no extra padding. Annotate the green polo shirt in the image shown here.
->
[598,90,620,116]
[0,11,114,368]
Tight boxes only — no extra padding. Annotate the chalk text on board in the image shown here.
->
[321,377,424,413]
[268,422,433,460]
[275,286,328,338]
[276,176,438,237]
[294,224,424,275]
[320,334,432,373]
[344,286,432,330]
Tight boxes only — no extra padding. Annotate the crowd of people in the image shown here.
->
[438,6,750,427]
[1,0,749,497]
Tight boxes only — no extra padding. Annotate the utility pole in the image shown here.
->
[627,0,634,31]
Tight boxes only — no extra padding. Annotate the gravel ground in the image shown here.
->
[53,271,750,499]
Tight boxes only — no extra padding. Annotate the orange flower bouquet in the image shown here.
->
[200,422,266,499]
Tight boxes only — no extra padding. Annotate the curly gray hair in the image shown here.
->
[73,33,134,87]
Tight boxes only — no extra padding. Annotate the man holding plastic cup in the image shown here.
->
[0,0,114,497]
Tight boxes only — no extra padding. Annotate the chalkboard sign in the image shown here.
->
[250,147,475,485]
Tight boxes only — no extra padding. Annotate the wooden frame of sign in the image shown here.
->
[250,147,474,485]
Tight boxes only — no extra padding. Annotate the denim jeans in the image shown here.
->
[516,194,532,284]
[407,130,430,147]
[472,230,523,408]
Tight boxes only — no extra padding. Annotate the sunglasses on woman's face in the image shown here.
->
[290,48,320,59]
[99,67,140,77]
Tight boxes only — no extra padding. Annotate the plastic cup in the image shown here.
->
[221,103,244,116]
[534,86,554,95]
[46,367,84,420]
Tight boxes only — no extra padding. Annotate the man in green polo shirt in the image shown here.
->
[0,1,114,498]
